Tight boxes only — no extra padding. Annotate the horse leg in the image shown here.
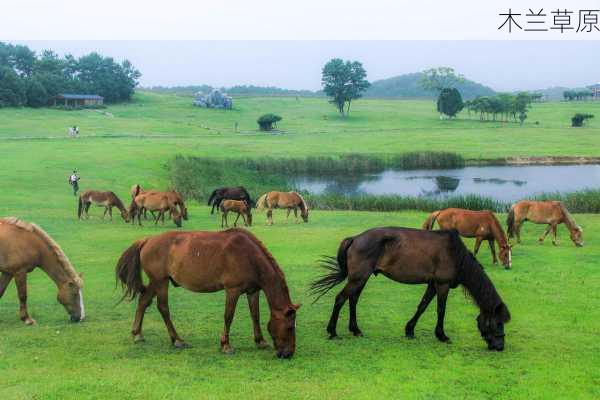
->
[15,273,35,325]
[488,239,498,264]
[405,282,436,339]
[154,211,163,225]
[434,283,451,343]
[131,281,158,343]
[247,291,268,348]
[267,209,273,226]
[85,202,91,219]
[473,237,483,255]
[102,207,108,220]
[286,208,291,224]
[552,223,559,246]
[348,280,368,336]
[327,279,367,339]
[539,224,552,244]
[0,272,13,298]
[233,212,241,227]
[515,220,522,244]
[221,211,225,228]
[293,208,299,223]
[155,280,187,348]
[109,206,113,221]
[221,288,241,354]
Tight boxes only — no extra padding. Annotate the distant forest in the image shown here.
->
[0,42,141,108]
[145,85,320,97]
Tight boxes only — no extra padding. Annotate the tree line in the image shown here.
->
[464,93,533,123]
[0,42,141,108]
[563,89,594,101]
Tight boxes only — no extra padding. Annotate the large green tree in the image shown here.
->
[419,67,465,93]
[321,58,370,116]
[437,88,464,118]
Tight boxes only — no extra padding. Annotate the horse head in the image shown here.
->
[499,244,512,269]
[57,273,85,323]
[301,207,309,223]
[268,303,301,359]
[570,226,584,247]
[477,302,510,351]
[120,208,131,223]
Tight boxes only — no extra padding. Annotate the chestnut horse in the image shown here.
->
[311,227,510,351]
[423,208,512,269]
[207,186,254,215]
[507,200,583,247]
[78,190,130,222]
[256,191,309,225]
[0,217,85,324]
[129,191,182,228]
[131,185,188,220]
[115,228,300,358]
[220,200,253,228]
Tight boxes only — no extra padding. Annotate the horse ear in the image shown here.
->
[495,303,511,323]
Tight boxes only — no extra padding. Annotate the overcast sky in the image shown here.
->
[10,41,600,92]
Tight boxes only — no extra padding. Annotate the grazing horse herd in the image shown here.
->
[0,181,585,358]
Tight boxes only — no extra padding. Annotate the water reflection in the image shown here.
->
[291,164,600,202]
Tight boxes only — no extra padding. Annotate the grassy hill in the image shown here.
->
[365,72,496,99]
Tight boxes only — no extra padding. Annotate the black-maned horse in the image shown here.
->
[310,227,510,351]
[207,186,254,215]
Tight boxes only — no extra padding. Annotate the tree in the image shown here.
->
[25,77,48,107]
[436,88,464,118]
[321,58,370,116]
[419,67,465,93]
[0,67,26,107]
[257,113,282,131]
[571,113,594,127]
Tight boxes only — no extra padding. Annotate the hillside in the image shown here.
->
[365,72,496,100]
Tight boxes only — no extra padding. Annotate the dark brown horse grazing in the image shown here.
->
[207,186,254,215]
[423,208,512,269]
[116,229,300,358]
[256,191,309,225]
[311,227,510,351]
[507,200,583,247]
[220,200,253,228]
[78,190,130,222]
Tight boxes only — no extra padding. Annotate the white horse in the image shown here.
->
[68,126,79,138]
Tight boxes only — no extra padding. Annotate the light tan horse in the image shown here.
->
[256,191,309,225]
[131,185,188,220]
[507,200,583,246]
[220,200,252,228]
[116,228,300,358]
[423,208,512,269]
[130,191,182,228]
[78,190,130,222]
[0,217,85,324]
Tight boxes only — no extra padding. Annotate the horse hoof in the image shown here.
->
[351,330,363,337]
[173,340,189,349]
[255,340,269,349]
[328,334,340,340]
[133,334,145,343]
[221,345,235,355]
[24,318,36,326]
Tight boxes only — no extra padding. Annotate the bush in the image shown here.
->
[571,113,594,127]
[257,113,282,131]
[437,88,464,118]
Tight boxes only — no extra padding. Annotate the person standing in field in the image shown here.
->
[68,170,80,196]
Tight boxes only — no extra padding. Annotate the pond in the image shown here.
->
[291,164,600,202]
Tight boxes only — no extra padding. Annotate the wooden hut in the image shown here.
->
[53,94,104,107]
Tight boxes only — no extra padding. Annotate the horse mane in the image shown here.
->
[1,217,82,287]
[558,202,580,231]
[293,192,308,213]
[487,212,508,245]
[110,192,126,210]
[447,230,504,315]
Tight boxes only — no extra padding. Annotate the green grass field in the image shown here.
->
[1,94,599,399]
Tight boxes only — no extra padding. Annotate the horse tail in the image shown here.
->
[256,193,268,211]
[115,238,148,303]
[310,236,354,303]
[422,210,440,230]
[506,206,515,238]
[77,195,83,219]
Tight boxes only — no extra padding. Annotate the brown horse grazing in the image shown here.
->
[256,191,309,225]
[507,200,583,247]
[115,228,300,358]
[131,185,188,221]
[129,191,182,228]
[423,208,512,269]
[78,190,130,222]
[310,227,510,351]
[220,200,253,228]
[0,217,85,324]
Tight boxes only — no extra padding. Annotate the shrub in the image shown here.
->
[571,113,594,127]
[257,113,282,131]
[437,88,464,118]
